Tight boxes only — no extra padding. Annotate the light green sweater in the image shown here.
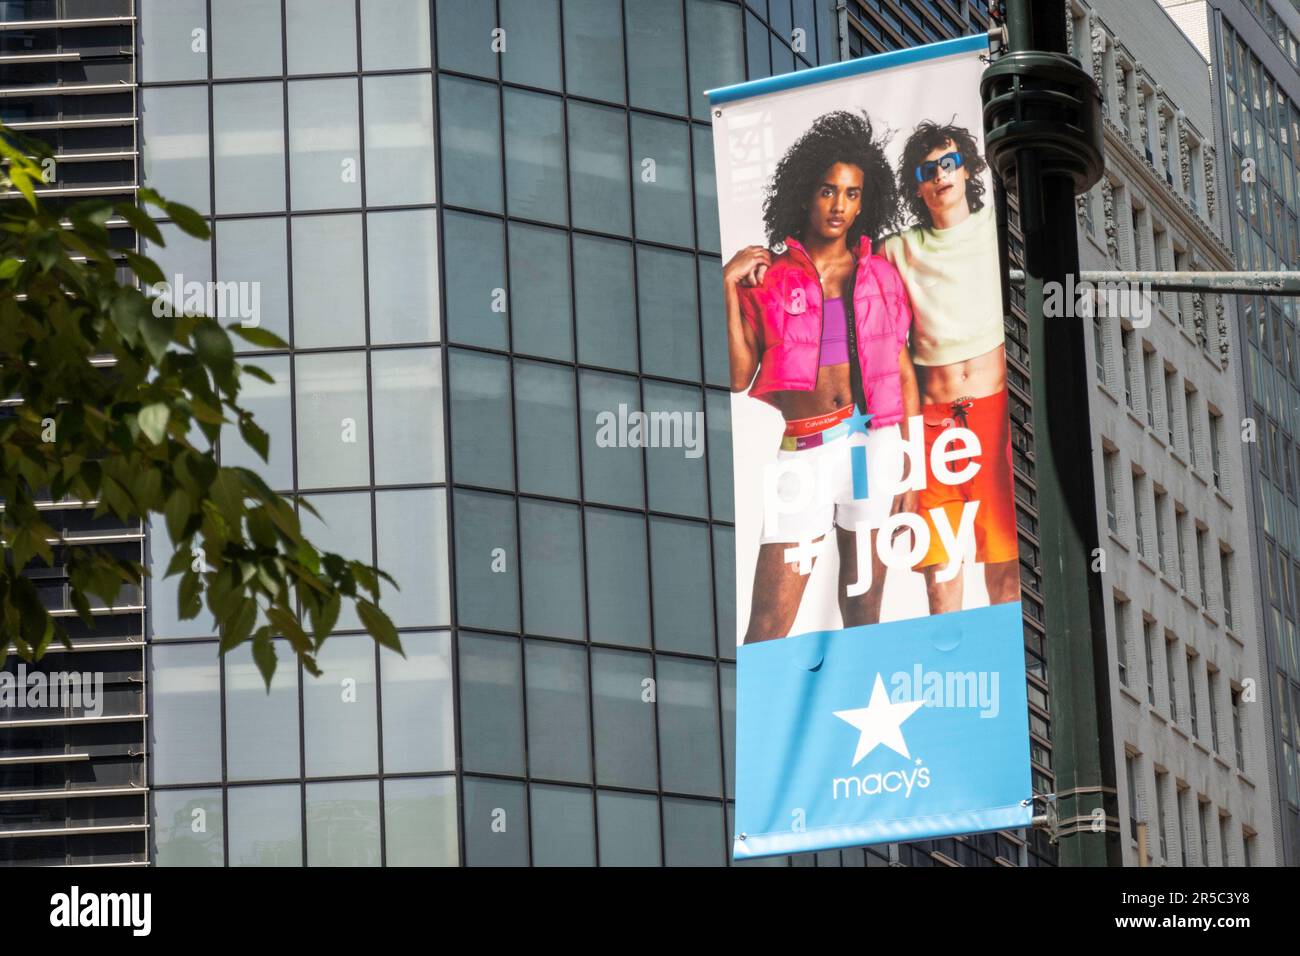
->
[880,204,1005,367]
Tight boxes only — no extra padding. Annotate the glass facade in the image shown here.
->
[1218,13,1300,861]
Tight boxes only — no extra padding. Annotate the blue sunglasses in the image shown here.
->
[914,151,964,183]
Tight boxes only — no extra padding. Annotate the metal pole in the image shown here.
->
[998,0,1121,867]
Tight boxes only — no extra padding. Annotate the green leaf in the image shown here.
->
[164,201,210,240]
[241,363,277,385]
[139,308,174,363]
[109,288,144,343]
[238,415,269,463]
[228,324,289,349]
[251,630,278,689]
[266,606,311,656]
[112,202,165,244]
[0,258,19,280]
[164,487,193,542]
[124,250,166,288]
[357,600,402,655]
[218,597,258,652]
[137,402,170,444]
[194,319,235,375]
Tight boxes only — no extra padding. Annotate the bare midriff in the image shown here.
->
[766,362,853,421]
[916,343,1006,405]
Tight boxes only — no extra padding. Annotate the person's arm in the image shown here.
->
[723,246,771,392]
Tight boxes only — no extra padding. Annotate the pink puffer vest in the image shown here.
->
[737,235,912,427]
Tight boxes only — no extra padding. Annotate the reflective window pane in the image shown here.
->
[706,389,733,522]
[375,489,451,628]
[371,348,445,484]
[216,217,290,348]
[298,491,371,632]
[658,657,722,796]
[579,370,644,509]
[288,78,362,211]
[286,0,357,75]
[693,126,721,254]
[714,524,736,658]
[361,0,432,71]
[650,517,714,654]
[153,789,224,866]
[699,256,728,386]
[530,783,595,866]
[459,632,524,775]
[644,381,708,518]
[435,0,498,79]
[150,643,221,784]
[525,640,591,782]
[504,90,568,226]
[228,784,302,866]
[568,103,631,236]
[221,357,292,489]
[143,223,211,288]
[139,0,207,82]
[631,115,694,247]
[449,349,514,490]
[291,214,365,348]
[453,492,520,631]
[141,87,210,216]
[463,777,527,866]
[212,0,282,78]
[626,0,688,115]
[306,780,380,867]
[381,632,455,774]
[585,507,651,648]
[148,517,215,639]
[213,82,286,215]
[294,351,371,488]
[303,634,379,777]
[638,246,701,379]
[363,74,437,207]
[514,359,578,499]
[686,0,745,121]
[520,499,585,639]
[384,777,458,866]
[509,223,572,360]
[664,796,726,866]
[439,76,502,214]
[597,790,661,866]
[500,0,562,90]
[225,638,300,781]
[573,235,638,371]
[443,211,508,349]
[592,647,657,789]
[563,0,625,102]
[721,661,736,797]
[367,209,441,345]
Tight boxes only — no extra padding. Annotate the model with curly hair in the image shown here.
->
[881,121,1019,614]
[725,110,920,642]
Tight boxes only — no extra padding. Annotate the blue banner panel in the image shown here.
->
[734,601,1032,858]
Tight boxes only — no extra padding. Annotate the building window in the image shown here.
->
[1155,771,1170,861]
[1143,618,1156,705]
[1114,596,1130,688]
[1132,470,1148,558]
[1243,828,1254,867]
[1103,447,1120,534]
[1209,408,1224,490]
[1120,326,1135,408]
[1196,527,1210,609]
[1154,489,1169,575]
[1143,347,1159,429]
[1094,312,1107,387]
[1220,548,1235,630]
[1163,366,1179,449]
[1125,752,1140,841]
[1218,813,1231,866]
[1165,634,1179,722]
[1174,506,1189,593]
[1184,387,1199,469]
[1186,651,1199,739]
[1231,685,1245,771]
[1197,800,1210,866]
[1208,667,1221,753]
[1176,786,1189,867]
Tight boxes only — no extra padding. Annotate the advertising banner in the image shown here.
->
[708,35,1034,859]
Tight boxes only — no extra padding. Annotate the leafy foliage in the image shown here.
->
[0,124,400,685]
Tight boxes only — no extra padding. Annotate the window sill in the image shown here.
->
[1190,467,1208,489]
[1108,530,1130,554]
[1192,738,1211,757]
[1118,683,1143,707]
[1125,407,1147,431]
[1180,591,1200,613]
[1137,555,1159,576]
[1097,381,1120,406]
[1213,487,1234,510]
[1169,448,1188,469]
[1212,753,1232,772]
[1159,573,1178,595]
[1201,608,1220,629]
[1170,721,1190,742]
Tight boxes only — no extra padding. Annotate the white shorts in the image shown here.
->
[758,423,904,545]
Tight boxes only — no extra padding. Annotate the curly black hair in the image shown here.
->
[897,120,987,228]
[761,110,901,249]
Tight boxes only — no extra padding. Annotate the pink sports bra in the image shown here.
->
[819,297,849,367]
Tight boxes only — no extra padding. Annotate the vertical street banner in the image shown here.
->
[708,35,1034,859]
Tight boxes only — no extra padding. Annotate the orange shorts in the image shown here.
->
[915,387,1018,569]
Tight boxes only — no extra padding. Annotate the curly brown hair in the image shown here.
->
[898,120,987,228]
[761,110,902,249]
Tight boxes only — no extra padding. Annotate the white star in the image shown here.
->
[833,674,925,766]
